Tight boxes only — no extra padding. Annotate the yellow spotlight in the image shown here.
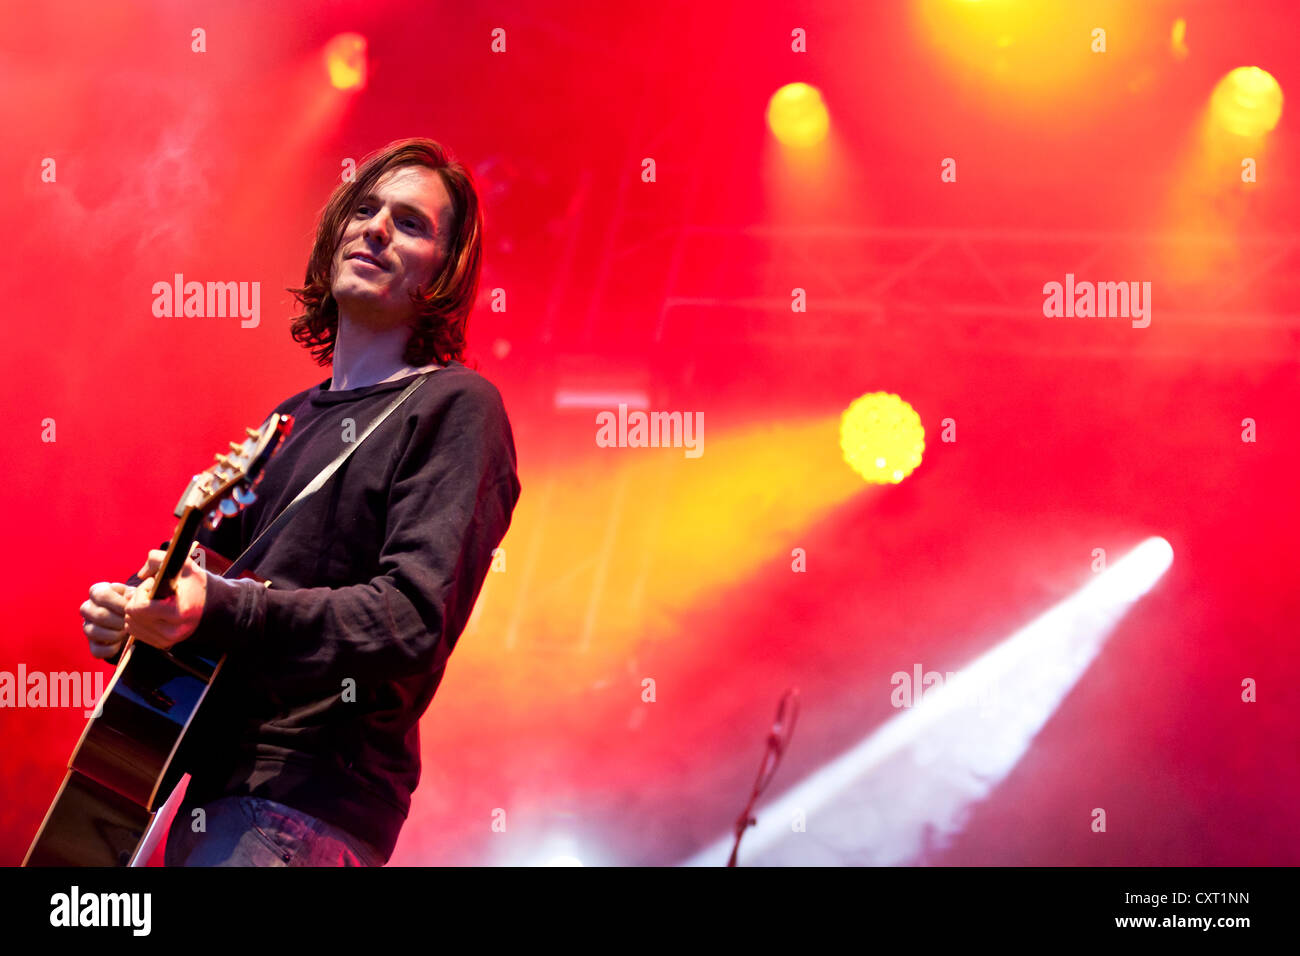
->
[324,32,368,91]
[1170,18,1189,61]
[767,82,829,148]
[839,392,925,485]
[1211,66,1283,137]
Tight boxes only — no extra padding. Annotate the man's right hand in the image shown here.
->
[82,582,136,660]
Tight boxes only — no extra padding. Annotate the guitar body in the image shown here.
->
[23,546,267,866]
[23,412,292,867]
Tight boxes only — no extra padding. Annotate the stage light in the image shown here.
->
[521,834,591,866]
[1211,66,1283,137]
[766,83,829,148]
[839,392,925,484]
[916,0,1149,106]
[680,537,1174,866]
[324,32,367,91]
[1170,18,1189,61]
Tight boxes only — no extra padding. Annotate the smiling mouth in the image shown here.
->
[348,253,387,270]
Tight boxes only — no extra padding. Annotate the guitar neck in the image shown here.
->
[148,508,208,601]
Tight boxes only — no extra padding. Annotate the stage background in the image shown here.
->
[2,0,1297,865]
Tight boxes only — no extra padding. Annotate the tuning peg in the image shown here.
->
[229,441,244,452]
[207,511,223,530]
[246,426,259,437]
[232,484,257,506]
[218,498,240,516]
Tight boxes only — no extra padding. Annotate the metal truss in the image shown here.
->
[648,225,1300,361]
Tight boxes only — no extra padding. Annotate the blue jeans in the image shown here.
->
[163,795,386,867]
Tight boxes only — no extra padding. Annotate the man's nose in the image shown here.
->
[363,210,392,244]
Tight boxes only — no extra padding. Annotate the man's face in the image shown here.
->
[330,164,455,327]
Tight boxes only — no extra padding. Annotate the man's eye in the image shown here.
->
[355,205,371,216]
[402,219,420,229]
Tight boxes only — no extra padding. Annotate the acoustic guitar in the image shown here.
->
[23,411,293,866]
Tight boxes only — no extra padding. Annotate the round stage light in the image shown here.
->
[839,392,925,485]
[766,82,830,148]
[324,32,368,91]
[1211,66,1283,137]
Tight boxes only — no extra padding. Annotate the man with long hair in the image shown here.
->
[78,138,520,866]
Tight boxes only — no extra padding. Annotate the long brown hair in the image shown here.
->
[288,138,483,367]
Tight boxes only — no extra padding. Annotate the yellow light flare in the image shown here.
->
[915,0,1142,109]
[839,392,925,485]
[1170,18,1189,60]
[453,416,867,712]
[766,83,830,148]
[1158,64,1281,284]
[324,32,367,91]
[1210,66,1283,137]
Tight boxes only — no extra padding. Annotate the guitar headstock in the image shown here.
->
[172,412,294,529]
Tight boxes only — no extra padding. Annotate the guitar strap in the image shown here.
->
[221,368,438,581]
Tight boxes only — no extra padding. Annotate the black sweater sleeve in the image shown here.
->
[186,380,520,689]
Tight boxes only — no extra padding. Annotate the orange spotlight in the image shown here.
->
[324,32,367,91]
[766,82,829,148]
[1211,66,1283,137]
[839,393,925,485]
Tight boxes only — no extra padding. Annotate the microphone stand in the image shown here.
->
[726,688,800,867]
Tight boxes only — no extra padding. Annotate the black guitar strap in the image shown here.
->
[221,368,438,581]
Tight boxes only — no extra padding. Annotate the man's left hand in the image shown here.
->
[124,548,208,650]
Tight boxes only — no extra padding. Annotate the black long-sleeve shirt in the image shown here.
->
[123,361,519,861]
